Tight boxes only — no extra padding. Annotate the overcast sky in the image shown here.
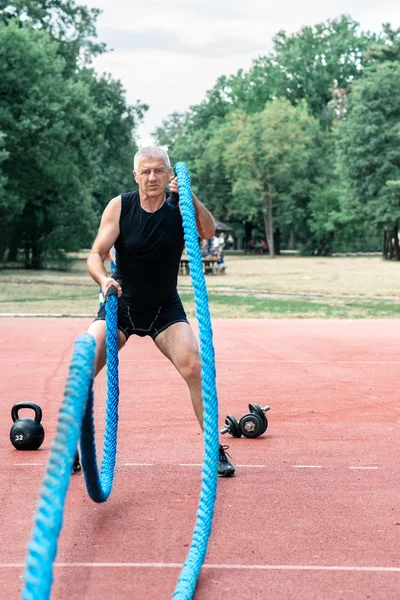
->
[83,0,399,145]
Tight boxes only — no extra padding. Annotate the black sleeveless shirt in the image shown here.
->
[113,192,184,307]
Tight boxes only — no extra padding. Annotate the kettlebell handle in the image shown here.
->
[11,402,43,424]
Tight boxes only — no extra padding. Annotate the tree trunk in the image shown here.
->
[7,230,19,262]
[274,228,281,255]
[263,184,275,258]
[394,220,400,260]
[244,221,253,252]
[30,238,43,269]
[0,235,7,262]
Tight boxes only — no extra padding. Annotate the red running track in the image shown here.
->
[0,318,399,599]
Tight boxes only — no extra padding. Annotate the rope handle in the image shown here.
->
[106,285,119,297]
[105,278,123,298]
[169,167,179,206]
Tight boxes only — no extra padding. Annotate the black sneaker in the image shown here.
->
[72,450,81,474]
[218,444,235,477]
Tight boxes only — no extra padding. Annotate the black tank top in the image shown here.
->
[113,192,184,306]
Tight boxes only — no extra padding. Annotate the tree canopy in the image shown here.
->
[154,15,399,255]
[0,1,147,267]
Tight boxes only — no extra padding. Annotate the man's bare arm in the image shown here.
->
[192,193,215,239]
[87,196,122,297]
[169,177,215,239]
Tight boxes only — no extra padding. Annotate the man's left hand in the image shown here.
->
[169,176,179,194]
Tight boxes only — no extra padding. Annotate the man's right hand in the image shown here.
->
[101,277,123,298]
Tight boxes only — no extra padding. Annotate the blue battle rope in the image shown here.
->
[172,162,219,599]
[21,162,218,600]
[21,292,120,600]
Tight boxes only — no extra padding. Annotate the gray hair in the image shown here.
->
[134,146,171,171]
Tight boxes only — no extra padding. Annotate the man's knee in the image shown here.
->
[118,330,127,348]
[180,353,202,383]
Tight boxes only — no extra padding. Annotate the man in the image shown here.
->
[87,146,235,476]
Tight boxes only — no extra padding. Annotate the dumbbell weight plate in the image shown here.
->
[239,413,263,438]
[260,415,268,434]
[249,403,269,434]
[220,414,241,438]
[225,414,241,438]
[248,403,270,419]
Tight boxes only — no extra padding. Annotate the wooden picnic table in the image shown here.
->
[179,257,225,275]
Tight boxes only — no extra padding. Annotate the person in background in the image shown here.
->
[217,231,225,251]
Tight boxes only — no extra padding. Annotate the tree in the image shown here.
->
[268,16,376,123]
[367,24,400,63]
[172,15,376,131]
[0,131,9,259]
[84,71,148,211]
[153,112,187,149]
[0,2,147,267]
[0,0,105,67]
[338,61,400,255]
[0,21,105,267]
[214,99,323,256]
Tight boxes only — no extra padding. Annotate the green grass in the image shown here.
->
[179,292,400,319]
[1,255,400,318]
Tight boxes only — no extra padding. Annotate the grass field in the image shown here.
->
[0,253,399,318]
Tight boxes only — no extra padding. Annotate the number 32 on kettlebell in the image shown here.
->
[10,402,45,450]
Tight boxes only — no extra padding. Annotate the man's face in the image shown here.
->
[134,158,171,198]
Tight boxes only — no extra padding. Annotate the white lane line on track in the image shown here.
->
[123,463,154,466]
[3,563,400,573]
[11,463,382,470]
[2,358,400,365]
[179,464,267,468]
[0,313,94,318]
[215,360,400,365]
[236,465,266,468]
[349,466,379,470]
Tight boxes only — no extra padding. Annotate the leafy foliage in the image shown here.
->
[0,3,146,267]
[338,62,400,231]
[154,16,398,255]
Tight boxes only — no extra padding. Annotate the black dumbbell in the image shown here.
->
[220,414,242,438]
[221,404,271,439]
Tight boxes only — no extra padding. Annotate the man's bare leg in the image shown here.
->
[87,319,127,376]
[72,320,127,473]
[154,322,204,428]
[154,322,235,476]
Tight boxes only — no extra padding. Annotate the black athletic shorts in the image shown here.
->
[94,289,188,341]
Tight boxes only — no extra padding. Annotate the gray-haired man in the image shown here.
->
[86,146,235,476]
